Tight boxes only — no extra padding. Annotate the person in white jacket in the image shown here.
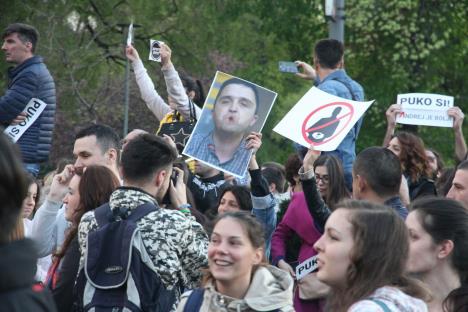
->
[125,43,203,122]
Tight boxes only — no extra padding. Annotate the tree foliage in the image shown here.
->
[1,0,467,168]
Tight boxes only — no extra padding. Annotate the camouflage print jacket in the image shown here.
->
[78,187,209,310]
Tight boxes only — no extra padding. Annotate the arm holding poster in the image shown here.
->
[448,106,467,162]
[383,104,401,147]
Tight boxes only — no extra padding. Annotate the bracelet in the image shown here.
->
[178,204,192,215]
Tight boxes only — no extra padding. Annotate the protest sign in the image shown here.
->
[4,98,47,143]
[296,255,319,280]
[396,93,454,127]
[273,87,374,151]
[183,71,277,178]
[148,39,164,62]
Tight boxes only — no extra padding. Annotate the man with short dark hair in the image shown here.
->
[0,23,56,177]
[185,78,259,175]
[300,147,407,231]
[0,133,57,311]
[296,39,364,190]
[31,124,120,258]
[73,124,120,179]
[77,134,208,310]
[447,160,468,207]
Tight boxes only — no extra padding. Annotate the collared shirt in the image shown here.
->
[185,131,252,177]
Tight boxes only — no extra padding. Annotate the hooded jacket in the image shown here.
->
[176,265,294,312]
[0,239,57,312]
[348,286,428,312]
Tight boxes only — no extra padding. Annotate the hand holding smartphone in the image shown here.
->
[278,61,299,73]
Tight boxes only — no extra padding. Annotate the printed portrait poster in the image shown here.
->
[396,93,454,127]
[273,87,374,151]
[183,71,277,178]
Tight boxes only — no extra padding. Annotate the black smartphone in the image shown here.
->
[278,61,299,73]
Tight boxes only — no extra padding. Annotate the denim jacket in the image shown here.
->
[249,169,277,259]
[317,70,365,188]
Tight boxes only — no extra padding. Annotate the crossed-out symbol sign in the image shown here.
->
[301,102,354,145]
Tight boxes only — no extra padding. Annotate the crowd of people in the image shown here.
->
[1,22,468,312]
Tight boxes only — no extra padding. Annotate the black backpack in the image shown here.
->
[74,202,177,312]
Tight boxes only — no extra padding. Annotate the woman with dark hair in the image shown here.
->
[217,185,253,214]
[46,165,119,311]
[387,132,436,200]
[314,200,429,311]
[406,197,468,312]
[176,212,294,311]
[313,154,350,210]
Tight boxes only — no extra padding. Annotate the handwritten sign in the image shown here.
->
[396,93,454,127]
[4,98,47,142]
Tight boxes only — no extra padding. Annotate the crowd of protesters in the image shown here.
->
[1,22,468,312]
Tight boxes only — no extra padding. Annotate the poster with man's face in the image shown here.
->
[183,71,277,178]
[148,39,164,62]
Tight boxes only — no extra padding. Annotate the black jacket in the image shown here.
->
[0,239,57,312]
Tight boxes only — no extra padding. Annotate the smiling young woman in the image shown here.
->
[177,211,294,312]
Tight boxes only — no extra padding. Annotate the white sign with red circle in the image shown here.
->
[273,87,374,151]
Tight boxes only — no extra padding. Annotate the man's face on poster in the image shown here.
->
[212,83,258,135]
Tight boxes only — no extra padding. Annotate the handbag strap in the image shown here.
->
[172,99,197,122]
[369,298,391,312]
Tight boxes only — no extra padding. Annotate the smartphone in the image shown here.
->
[278,61,298,73]
[161,164,182,206]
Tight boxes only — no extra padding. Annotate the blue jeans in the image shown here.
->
[24,163,40,177]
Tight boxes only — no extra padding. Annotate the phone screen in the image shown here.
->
[278,61,299,73]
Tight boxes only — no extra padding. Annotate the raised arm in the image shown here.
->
[448,106,467,163]
[160,44,202,120]
[299,148,331,231]
[126,44,171,121]
[383,104,401,147]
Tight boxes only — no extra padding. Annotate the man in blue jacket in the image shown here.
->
[0,23,56,176]
[296,39,364,190]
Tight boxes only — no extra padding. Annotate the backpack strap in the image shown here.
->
[94,203,112,228]
[369,298,391,312]
[330,76,359,101]
[126,202,158,222]
[94,202,158,228]
[183,288,205,312]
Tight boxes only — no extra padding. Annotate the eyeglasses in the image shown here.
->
[315,174,329,184]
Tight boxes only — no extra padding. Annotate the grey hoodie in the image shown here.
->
[177,265,295,312]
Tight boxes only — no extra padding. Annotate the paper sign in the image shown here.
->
[183,71,277,178]
[296,255,319,280]
[273,87,374,151]
[126,23,133,46]
[396,93,454,127]
[4,98,47,142]
[148,39,164,62]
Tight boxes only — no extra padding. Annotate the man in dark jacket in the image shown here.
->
[0,23,56,177]
[0,132,57,311]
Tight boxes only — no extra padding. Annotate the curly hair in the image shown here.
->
[393,132,431,183]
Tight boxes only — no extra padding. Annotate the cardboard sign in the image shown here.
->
[4,98,47,142]
[273,87,374,151]
[183,71,277,178]
[148,39,164,62]
[396,93,454,127]
[296,255,319,280]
